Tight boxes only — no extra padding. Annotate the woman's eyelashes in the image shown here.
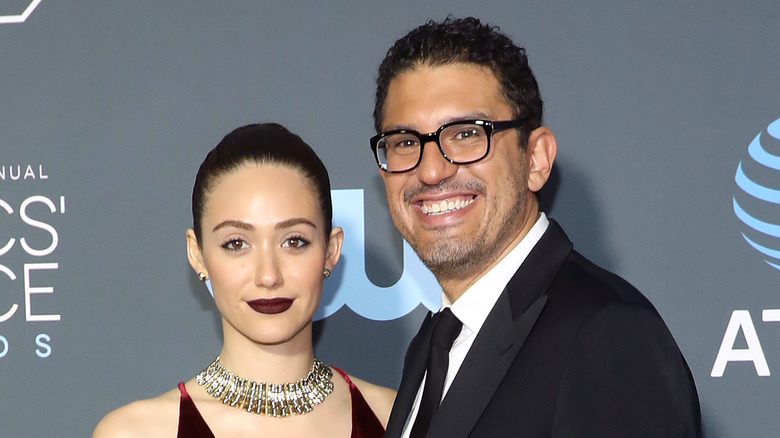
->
[282,235,311,250]
[218,234,312,252]
[220,237,249,252]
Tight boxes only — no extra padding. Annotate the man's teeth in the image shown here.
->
[420,197,474,215]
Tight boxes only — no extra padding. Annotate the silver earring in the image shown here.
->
[323,268,331,279]
[198,272,207,281]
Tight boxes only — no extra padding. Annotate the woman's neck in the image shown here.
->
[217,323,316,382]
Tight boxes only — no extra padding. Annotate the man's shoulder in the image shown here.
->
[516,247,674,342]
[551,249,654,309]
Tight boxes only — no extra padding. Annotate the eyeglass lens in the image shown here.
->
[378,123,489,171]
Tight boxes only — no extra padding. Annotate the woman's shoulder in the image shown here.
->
[343,373,396,428]
[92,386,181,438]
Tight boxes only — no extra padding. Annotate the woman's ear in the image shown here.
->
[186,228,207,278]
[325,226,344,272]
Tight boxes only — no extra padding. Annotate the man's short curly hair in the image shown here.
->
[373,17,543,145]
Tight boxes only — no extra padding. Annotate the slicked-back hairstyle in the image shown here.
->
[373,17,543,144]
[191,123,332,242]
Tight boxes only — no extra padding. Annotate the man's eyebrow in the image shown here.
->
[382,112,492,132]
[275,217,317,230]
[212,220,254,232]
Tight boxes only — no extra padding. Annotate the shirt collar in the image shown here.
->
[442,213,549,337]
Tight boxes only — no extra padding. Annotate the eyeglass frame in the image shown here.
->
[369,117,530,173]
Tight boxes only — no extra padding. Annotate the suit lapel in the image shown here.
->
[428,293,547,438]
[385,311,434,438]
[426,220,573,438]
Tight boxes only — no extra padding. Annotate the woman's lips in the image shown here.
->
[247,298,294,314]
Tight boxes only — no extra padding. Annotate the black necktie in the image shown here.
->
[410,308,463,438]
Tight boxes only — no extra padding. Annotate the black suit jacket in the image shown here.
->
[386,220,701,437]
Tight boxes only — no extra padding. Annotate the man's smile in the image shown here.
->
[419,196,476,215]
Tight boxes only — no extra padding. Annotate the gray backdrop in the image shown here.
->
[1,1,779,436]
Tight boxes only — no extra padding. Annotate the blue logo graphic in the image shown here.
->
[205,189,440,320]
[316,189,439,320]
[733,118,780,271]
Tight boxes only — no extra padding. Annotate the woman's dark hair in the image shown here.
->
[192,123,332,242]
[374,17,543,145]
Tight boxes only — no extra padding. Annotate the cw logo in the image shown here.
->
[0,0,41,24]
[204,189,440,321]
[316,189,440,321]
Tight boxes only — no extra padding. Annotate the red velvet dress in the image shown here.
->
[176,366,385,437]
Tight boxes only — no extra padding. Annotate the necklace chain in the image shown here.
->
[195,356,334,417]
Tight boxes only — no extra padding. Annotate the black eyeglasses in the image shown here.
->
[369,117,528,173]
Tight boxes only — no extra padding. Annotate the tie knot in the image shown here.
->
[431,308,462,349]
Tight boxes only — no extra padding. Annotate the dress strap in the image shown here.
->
[177,382,215,438]
[176,370,385,438]
[331,366,386,438]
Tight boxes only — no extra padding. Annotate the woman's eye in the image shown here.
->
[221,239,248,251]
[283,237,310,249]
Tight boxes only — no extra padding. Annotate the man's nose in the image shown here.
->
[416,141,458,185]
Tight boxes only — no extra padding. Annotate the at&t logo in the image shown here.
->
[733,118,780,270]
[711,118,780,378]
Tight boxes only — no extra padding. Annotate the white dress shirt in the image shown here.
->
[400,213,550,438]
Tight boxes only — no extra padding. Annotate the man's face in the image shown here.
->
[379,63,539,290]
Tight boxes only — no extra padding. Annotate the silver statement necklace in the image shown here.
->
[195,356,334,417]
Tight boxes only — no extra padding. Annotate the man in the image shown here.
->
[369,17,701,437]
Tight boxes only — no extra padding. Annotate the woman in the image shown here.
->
[94,123,395,437]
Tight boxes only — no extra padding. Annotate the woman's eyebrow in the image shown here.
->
[212,219,253,232]
[275,217,317,230]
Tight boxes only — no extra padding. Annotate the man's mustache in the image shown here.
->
[403,180,485,203]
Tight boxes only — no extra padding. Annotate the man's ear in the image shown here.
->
[525,126,557,193]
[186,228,207,278]
[325,226,344,272]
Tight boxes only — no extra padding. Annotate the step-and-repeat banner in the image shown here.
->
[1,2,778,436]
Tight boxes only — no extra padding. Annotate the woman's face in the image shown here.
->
[186,164,342,346]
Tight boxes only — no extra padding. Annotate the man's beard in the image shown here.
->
[404,189,527,282]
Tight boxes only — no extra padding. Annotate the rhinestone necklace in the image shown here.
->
[195,356,334,417]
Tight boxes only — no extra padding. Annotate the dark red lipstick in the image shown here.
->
[247,298,294,314]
